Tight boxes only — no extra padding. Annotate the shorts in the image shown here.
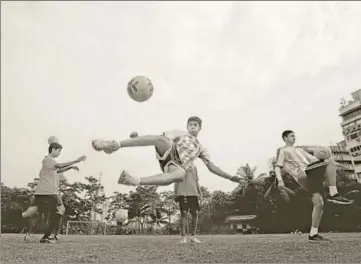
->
[178,196,200,213]
[305,160,327,196]
[156,136,183,173]
[29,195,58,214]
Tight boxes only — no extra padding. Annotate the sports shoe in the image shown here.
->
[40,237,56,244]
[327,194,354,205]
[308,234,330,242]
[190,237,201,244]
[92,140,121,154]
[180,237,187,244]
[118,171,139,186]
[24,233,32,242]
[48,234,59,242]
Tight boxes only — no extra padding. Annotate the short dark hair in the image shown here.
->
[48,142,62,154]
[187,116,202,128]
[282,130,294,141]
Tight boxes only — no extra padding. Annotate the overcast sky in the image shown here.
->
[2,1,361,196]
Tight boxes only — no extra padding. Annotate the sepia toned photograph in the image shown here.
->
[1,1,361,263]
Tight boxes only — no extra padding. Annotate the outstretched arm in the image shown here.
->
[205,162,233,180]
[55,156,86,169]
[199,148,239,182]
[57,166,79,174]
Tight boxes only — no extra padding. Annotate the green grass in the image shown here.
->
[1,233,361,263]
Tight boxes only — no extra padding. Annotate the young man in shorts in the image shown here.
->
[23,171,76,242]
[22,142,86,243]
[275,130,353,242]
[92,116,241,186]
[174,165,203,244]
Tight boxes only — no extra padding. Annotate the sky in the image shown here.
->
[2,1,361,196]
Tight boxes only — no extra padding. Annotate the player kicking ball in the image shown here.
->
[22,141,86,243]
[92,116,241,186]
[275,130,353,243]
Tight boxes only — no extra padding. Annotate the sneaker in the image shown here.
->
[308,234,330,242]
[118,171,139,186]
[180,237,187,244]
[48,234,59,242]
[327,194,354,205]
[190,237,201,244]
[24,233,32,242]
[40,237,56,244]
[92,140,120,154]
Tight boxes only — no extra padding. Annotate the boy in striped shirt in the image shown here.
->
[92,116,241,186]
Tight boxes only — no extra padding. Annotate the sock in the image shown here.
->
[329,186,338,196]
[310,227,318,236]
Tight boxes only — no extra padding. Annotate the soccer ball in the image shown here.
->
[48,136,59,145]
[313,146,332,160]
[114,209,128,222]
[127,76,154,102]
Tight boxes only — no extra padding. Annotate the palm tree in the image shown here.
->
[235,164,269,197]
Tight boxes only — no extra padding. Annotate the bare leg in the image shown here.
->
[140,166,185,185]
[119,166,185,186]
[324,159,337,195]
[306,160,352,204]
[22,206,39,218]
[96,134,186,186]
[92,135,171,156]
[190,210,199,237]
[180,210,187,237]
[310,193,324,236]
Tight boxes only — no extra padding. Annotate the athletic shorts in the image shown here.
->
[305,160,327,196]
[156,136,183,173]
[177,196,200,213]
[29,195,58,214]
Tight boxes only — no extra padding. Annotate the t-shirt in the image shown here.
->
[175,165,200,196]
[163,130,211,170]
[34,156,59,195]
[276,146,319,180]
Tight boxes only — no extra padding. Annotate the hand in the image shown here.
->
[77,156,87,162]
[230,176,241,183]
[130,132,139,138]
[72,166,79,171]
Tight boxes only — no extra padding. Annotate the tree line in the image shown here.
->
[2,164,361,234]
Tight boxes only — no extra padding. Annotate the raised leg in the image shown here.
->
[323,159,354,204]
[118,165,186,186]
[92,134,171,157]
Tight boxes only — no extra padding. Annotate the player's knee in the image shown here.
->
[56,205,65,216]
[22,206,38,218]
[155,136,171,151]
[312,195,324,209]
[180,210,187,217]
[191,210,198,217]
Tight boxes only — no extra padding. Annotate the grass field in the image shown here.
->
[1,233,361,263]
